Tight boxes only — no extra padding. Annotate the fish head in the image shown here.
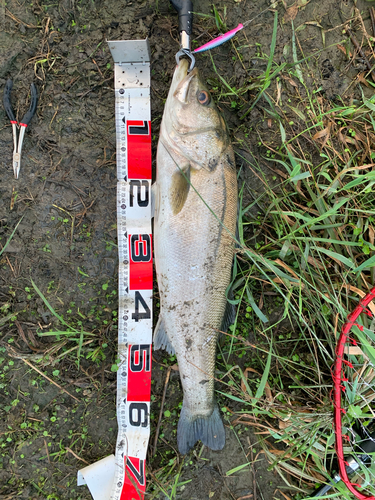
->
[163,59,229,171]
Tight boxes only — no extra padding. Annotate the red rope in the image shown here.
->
[333,287,375,500]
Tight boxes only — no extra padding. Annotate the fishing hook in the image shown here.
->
[175,48,195,72]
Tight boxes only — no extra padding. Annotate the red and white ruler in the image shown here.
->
[110,39,152,500]
[77,39,152,500]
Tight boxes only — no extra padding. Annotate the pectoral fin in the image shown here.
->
[169,166,190,215]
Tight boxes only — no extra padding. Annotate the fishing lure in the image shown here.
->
[193,23,243,53]
[192,3,276,54]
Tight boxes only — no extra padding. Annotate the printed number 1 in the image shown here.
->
[132,291,151,322]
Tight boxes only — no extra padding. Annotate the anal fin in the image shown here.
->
[153,316,175,355]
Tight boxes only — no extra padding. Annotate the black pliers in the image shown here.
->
[3,79,38,179]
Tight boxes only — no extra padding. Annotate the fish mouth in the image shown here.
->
[173,61,198,104]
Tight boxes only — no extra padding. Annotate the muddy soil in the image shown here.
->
[0,0,372,498]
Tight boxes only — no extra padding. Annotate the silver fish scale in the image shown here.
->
[154,141,237,420]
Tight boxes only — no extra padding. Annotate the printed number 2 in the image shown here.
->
[132,291,151,322]
[130,180,149,208]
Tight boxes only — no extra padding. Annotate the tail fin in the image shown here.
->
[177,404,225,454]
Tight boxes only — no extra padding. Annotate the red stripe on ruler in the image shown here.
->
[120,457,146,500]
[127,120,151,179]
[128,234,153,290]
[127,344,152,401]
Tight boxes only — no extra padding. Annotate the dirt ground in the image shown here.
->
[0,0,373,498]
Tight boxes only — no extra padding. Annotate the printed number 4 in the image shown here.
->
[132,291,151,322]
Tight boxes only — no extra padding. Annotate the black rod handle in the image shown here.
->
[170,0,193,35]
[310,481,334,497]
[358,429,375,456]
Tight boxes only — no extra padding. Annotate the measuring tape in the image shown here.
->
[108,39,152,500]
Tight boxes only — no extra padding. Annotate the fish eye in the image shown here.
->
[197,90,211,106]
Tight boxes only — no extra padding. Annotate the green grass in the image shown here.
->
[161,6,375,498]
[30,278,101,368]
[218,51,375,500]
[0,217,23,258]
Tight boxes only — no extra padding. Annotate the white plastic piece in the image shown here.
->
[77,455,115,499]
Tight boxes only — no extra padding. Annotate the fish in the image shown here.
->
[153,58,237,454]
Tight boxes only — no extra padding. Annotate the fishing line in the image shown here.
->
[160,133,325,362]
[158,136,238,245]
